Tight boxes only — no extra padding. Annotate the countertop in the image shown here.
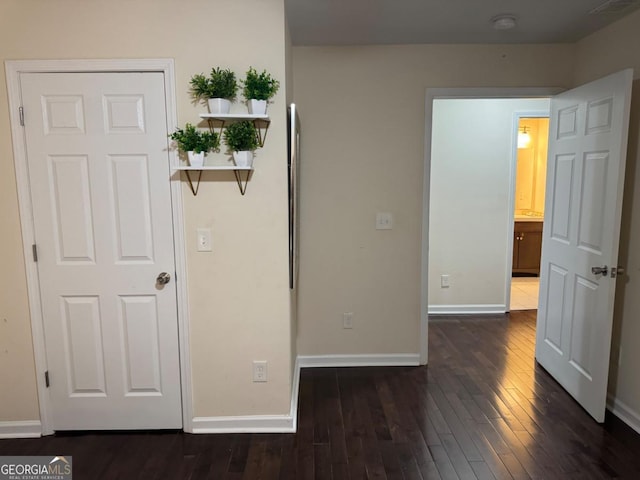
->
[515,216,544,222]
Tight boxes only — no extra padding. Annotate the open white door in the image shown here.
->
[536,69,633,422]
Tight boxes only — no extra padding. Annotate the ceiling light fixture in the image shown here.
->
[491,14,517,30]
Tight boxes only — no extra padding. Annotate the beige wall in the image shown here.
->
[515,118,549,215]
[573,8,640,85]
[574,9,640,421]
[293,44,575,355]
[0,0,292,423]
[533,118,550,214]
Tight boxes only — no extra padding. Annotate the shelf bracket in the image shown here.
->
[233,169,253,195]
[206,118,226,137]
[203,116,270,148]
[253,119,270,147]
[181,168,252,196]
[184,170,203,196]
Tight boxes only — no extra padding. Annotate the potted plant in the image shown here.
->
[169,123,220,167]
[241,67,280,115]
[223,121,259,167]
[190,67,238,114]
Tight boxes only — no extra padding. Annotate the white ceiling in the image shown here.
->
[285,0,640,46]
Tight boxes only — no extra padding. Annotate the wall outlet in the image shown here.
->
[252,361,268,382]
[343,312,354,329]
[441,274,450,288]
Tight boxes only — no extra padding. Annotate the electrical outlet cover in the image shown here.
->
[252,360,268,382]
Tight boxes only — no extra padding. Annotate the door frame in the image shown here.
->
[505,111,551,312]
[5,59,193,435]
[421,87,561,364]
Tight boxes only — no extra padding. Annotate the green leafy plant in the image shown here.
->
[242,67,280,101]
[190,67,238,102]
[169,124,220,154]
[223,121,259,152]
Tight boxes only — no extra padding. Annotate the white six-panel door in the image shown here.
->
[21,72,182,430]
[536,69,633,422]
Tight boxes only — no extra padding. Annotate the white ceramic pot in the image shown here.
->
[187,151,205,168]
[207,98,231,114]
[247,99,267,115]
[233,150,254,167]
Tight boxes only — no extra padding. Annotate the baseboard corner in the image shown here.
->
[607,393,640,435]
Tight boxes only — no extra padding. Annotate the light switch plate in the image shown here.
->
[376,212,393,230]
[197,228,212,252]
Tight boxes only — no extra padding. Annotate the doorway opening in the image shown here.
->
[510,117,550,311]
[420,89,557,365]
[426,97,550,319]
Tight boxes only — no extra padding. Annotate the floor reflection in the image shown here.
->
[428,311,640,478]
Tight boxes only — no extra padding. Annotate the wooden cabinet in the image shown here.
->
[513,221,543,275]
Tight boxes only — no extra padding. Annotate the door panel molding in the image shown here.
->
[5,59,192,435]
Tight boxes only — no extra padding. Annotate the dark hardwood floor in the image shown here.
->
[2,311,640,479]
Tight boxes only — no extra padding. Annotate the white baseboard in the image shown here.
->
[298,353,421,368]
[191,414,296,434]
[607,394,640,435]
[0,420,41,439]
[289,356,301,432]
[428,304,506,315]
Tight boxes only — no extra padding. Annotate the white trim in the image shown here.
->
[164,65,194,435]
[428,305,506,315]
[421,87,563,367]
[289,356,301,431]
[192,415,296,434]
[607,394,640,435]
[0,421,42,439]
[425,87,563,100]
[298,354,420,368]
[420,92,432,366]
[4,58,192,435]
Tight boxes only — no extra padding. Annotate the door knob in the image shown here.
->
[156,272,171,285]
[591,266,608,276]
[611,266,625,278]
